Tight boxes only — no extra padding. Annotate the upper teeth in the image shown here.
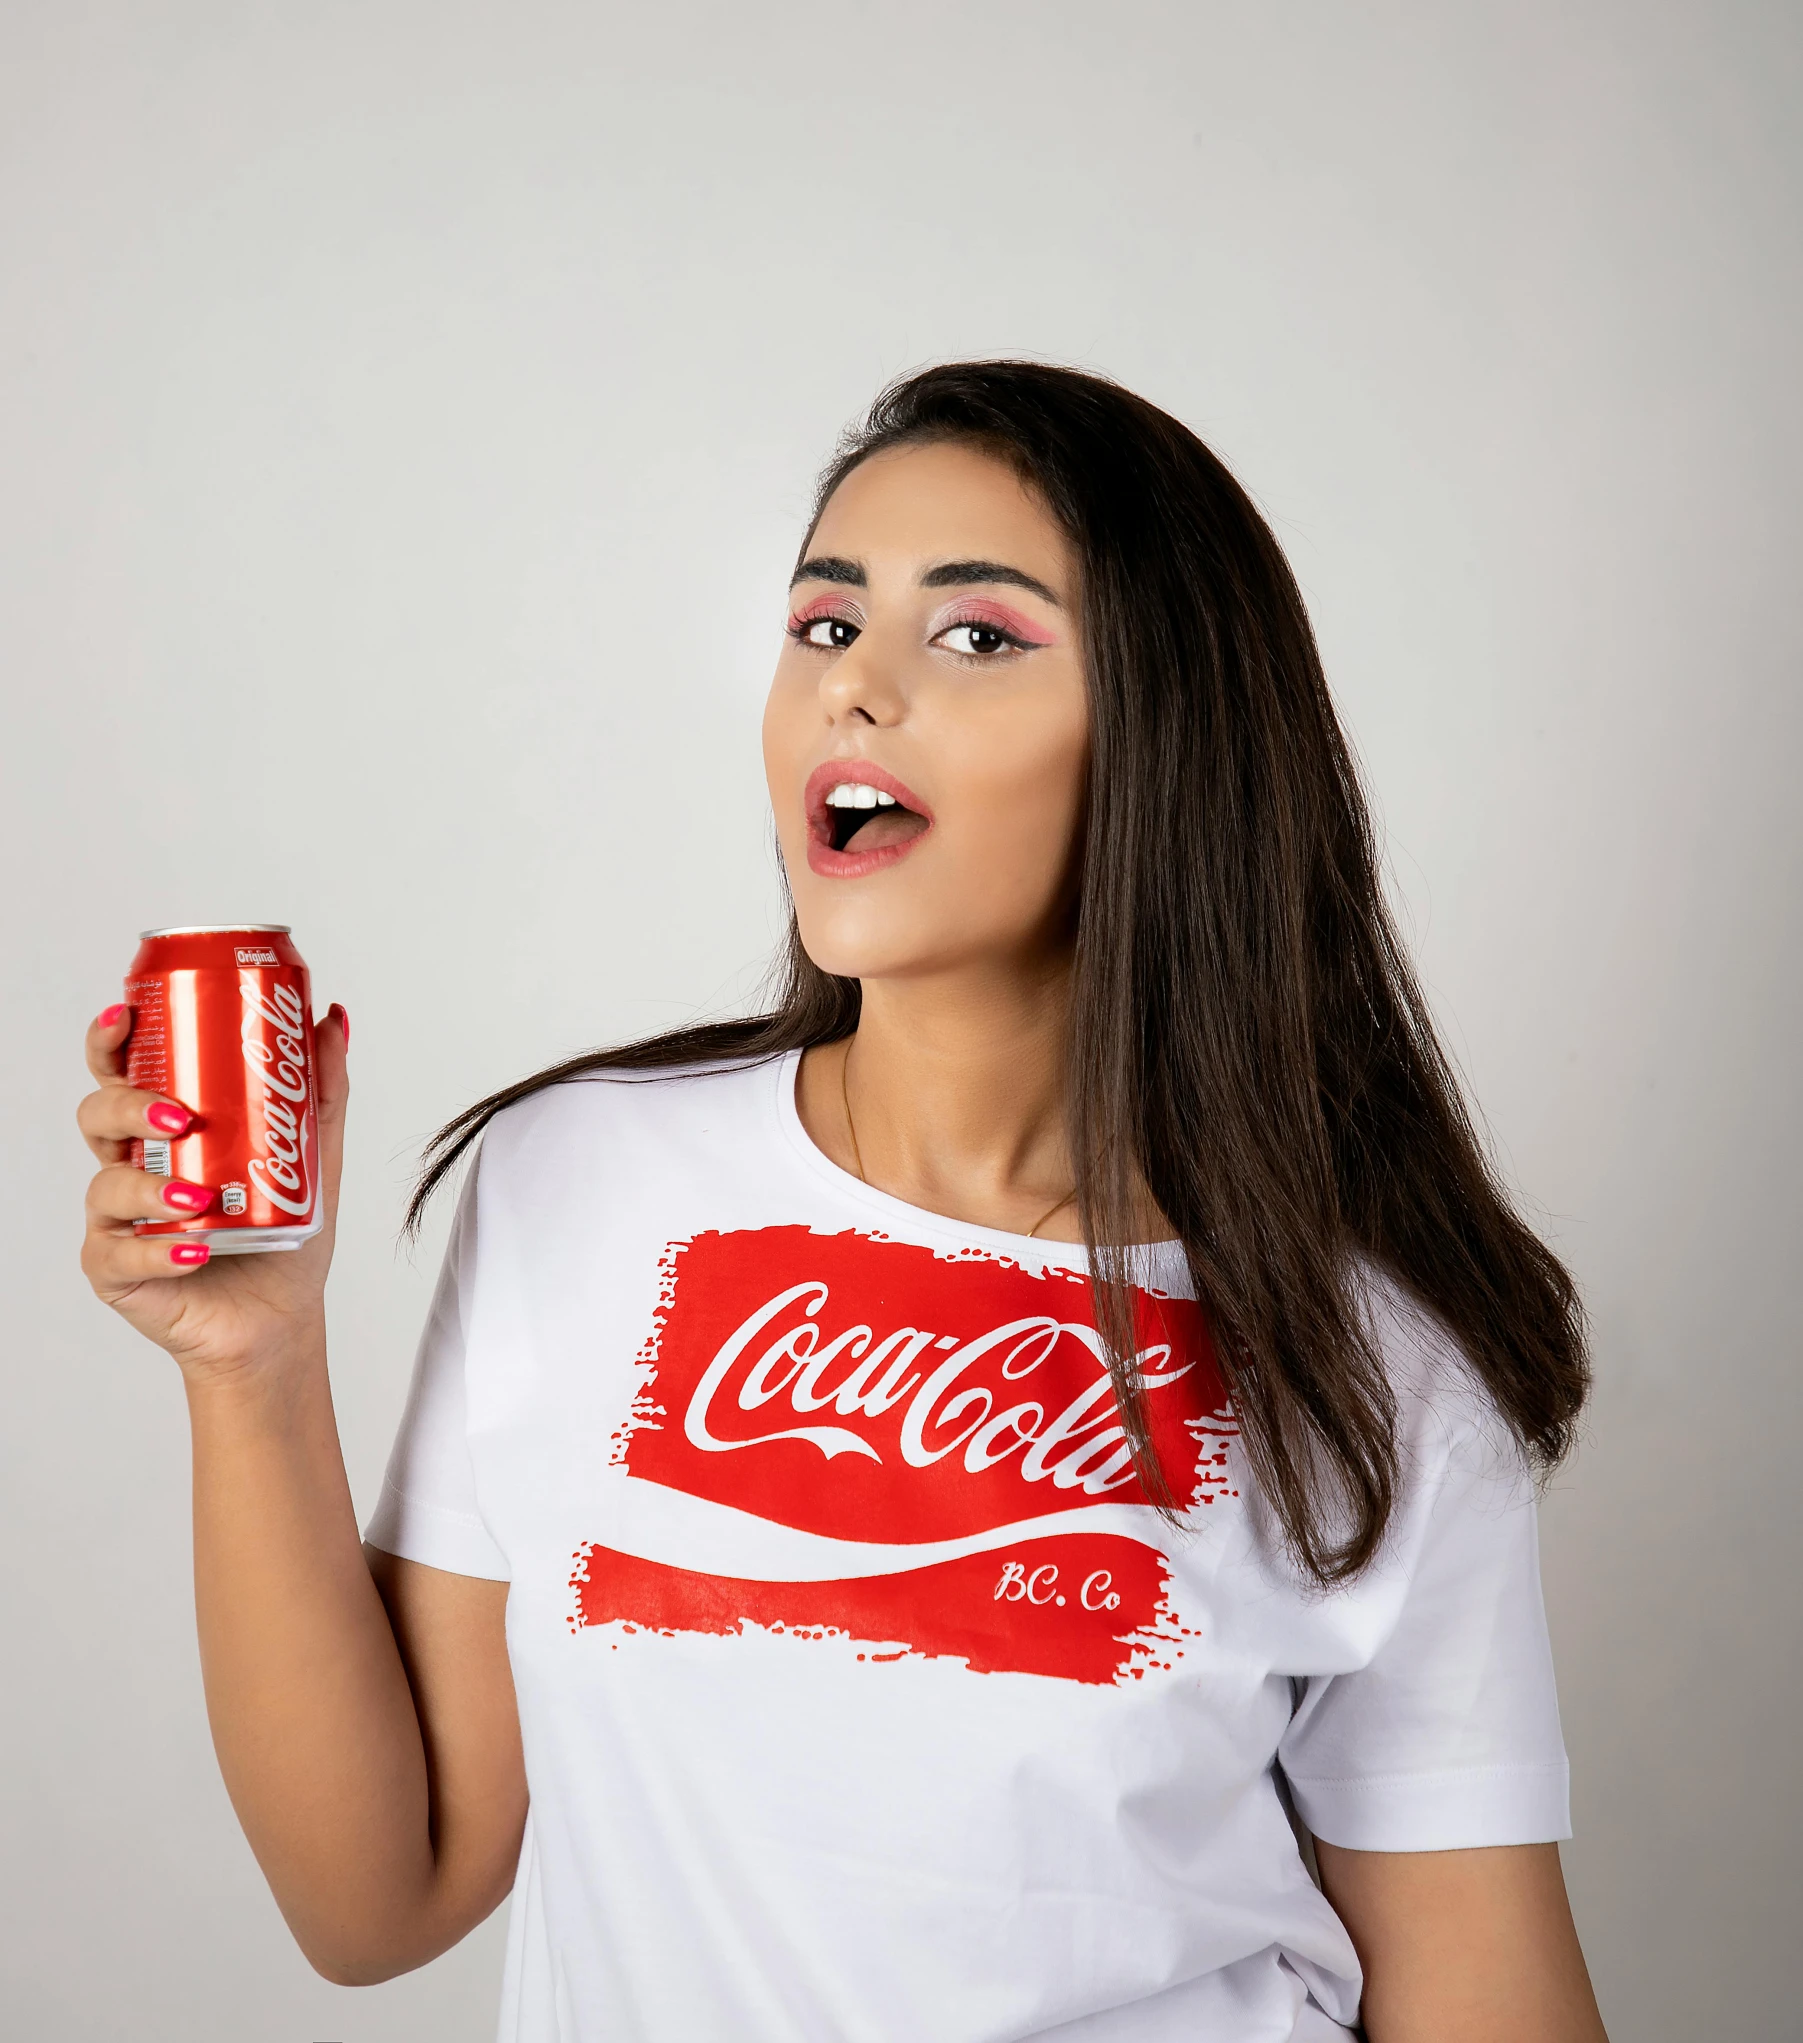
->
[825,783,898,809]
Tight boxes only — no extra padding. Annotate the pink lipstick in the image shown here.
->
[803,761,934,879]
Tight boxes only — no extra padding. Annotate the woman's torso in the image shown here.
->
[368,1052,1567,2043]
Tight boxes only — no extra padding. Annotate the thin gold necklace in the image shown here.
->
[839,1039,1079,1241]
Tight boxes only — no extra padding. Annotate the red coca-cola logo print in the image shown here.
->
[573,1230,1240,1684]
[613,1227,1235,1541]
[239,979,314,1219]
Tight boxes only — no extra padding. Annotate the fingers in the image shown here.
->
[86,1160,216,1227]
[81,1222,212,1295]
[85,1003,133,1084]
[79,1003,189,1165]
[82,1163,216,1295]
[76,1085,197,1164]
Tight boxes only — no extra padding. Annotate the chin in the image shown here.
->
[793,920,923,984]
[790,895,967,984]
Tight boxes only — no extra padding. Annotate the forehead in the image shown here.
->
[810,441,1072,584]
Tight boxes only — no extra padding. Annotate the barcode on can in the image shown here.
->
[143,1139,172,1176]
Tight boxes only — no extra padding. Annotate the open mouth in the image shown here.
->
[804,763,933,874]
[824,782,929,853]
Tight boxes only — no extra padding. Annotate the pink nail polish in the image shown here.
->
[96,1003,127,1030]
[146,1101,191,1134]
[335,1003,350,1051]
[162,1181,214,1213]
[168,1244,210,1267]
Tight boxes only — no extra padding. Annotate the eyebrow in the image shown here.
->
[921,559,1062,606]
[789,555,864,588]
[789,555,1063,607]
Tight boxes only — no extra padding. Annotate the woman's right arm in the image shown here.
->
[77,1004,526,1985]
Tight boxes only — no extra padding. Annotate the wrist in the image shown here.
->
[178,1316,329,1410]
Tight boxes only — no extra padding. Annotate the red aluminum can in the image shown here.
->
[125,925,324,1254]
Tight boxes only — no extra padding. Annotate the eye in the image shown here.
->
[934,621,1030,660]
[790,614,860,651]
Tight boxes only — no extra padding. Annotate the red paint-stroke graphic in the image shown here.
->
[572,1531,1197,1686]
[575,1229,1239,1684]
[612,1226,1238,1543]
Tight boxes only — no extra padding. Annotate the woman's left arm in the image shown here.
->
[1315,1840,1607,2042]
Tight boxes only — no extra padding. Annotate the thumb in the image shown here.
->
[315,1003,350,1202]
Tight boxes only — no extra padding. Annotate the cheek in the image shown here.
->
[760,675,809,826]
[953,693,1089,885]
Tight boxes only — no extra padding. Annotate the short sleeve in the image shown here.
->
[1278,1390,1570,1853]
[363,1160,511,1581]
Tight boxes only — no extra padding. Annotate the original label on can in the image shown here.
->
[237,976,315,1217]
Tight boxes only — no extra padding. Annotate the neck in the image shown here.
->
[798,951,1081,1239]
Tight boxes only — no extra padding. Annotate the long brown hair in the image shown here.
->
[410,360,1588,1584]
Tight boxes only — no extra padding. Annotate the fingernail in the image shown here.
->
[146,1102,191,1134]
[168,1244,210,1267]
[97,1003,128,1029]
[331,1002,350,1051]
[162,1180,214,1214]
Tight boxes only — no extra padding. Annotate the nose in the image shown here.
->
[817,629,906,728]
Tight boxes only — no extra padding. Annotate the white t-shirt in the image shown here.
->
[365,1051,1570,2043]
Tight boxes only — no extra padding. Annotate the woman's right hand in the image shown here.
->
[77,1001,351,1383]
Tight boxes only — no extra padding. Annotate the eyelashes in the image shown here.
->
[785,605,1051,661]
[934,619,1044,660]
[788,612,861,651]
[786,596,863,652]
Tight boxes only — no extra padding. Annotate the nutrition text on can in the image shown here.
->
[125,925,323,1254]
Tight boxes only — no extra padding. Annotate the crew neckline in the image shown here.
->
[771,1046,1182,1275]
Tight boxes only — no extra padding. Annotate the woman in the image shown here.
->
[77,362,1608,2040]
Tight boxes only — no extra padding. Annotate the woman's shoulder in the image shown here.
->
[1349,1255,1524,1471]
[473,1051,786,1177]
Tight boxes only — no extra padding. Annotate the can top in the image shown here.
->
[138,923,292,939]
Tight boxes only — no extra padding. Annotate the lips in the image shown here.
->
[803,761,934,879]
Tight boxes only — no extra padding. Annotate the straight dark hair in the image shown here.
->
[410,360,1588,1584]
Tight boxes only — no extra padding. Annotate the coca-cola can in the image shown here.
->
[125,924,324,1254]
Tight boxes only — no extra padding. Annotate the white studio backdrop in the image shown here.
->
[2,3,1797,2038]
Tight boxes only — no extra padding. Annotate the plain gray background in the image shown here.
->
[3,2,1798,2037]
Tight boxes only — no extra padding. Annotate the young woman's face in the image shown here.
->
[763,440,1088,984]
